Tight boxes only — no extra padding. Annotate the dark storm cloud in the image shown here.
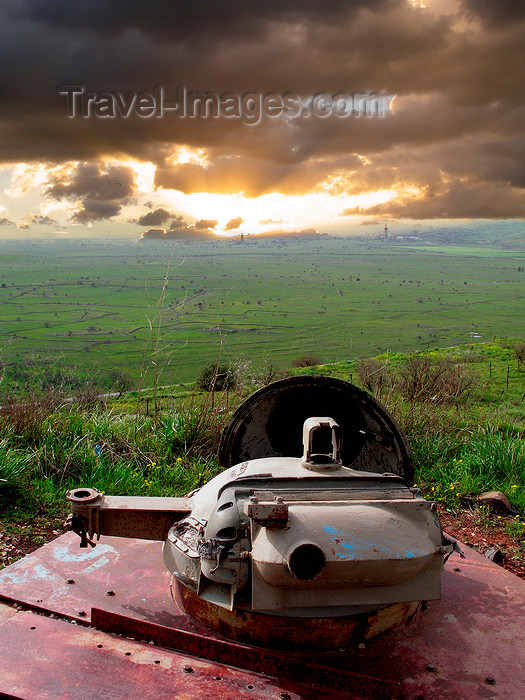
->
[46,162,137,221]
[460,0,525,27]
[135,208,172,226]
[348,180,525,220]
[0,0,524,219]
[10,1,393,40]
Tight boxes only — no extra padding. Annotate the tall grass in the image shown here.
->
[0,394,229,518]
[410,424,525,510]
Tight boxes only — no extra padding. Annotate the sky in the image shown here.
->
[0,0,524,238]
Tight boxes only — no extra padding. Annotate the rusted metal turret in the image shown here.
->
[67,377,454,648]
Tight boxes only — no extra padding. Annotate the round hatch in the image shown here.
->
[218,376,413,481]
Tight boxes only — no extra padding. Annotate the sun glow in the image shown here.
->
[2,158,405,234]
[114,160,156,193]
[159,187,397,234]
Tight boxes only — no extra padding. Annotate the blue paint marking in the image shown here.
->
[323,525,421,560]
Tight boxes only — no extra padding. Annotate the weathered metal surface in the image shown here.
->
[1,533,524,698]
[301,417,342,468]
[308,545,525,698]
[173,577,419,649]
[244,497,289,528]
[218,376,413,481]
[0,609,347,700]
[160,415,440,617]
[67,488,191,545]
[0,532,189,627]
[92,607,398,699]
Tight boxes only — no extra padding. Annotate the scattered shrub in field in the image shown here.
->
[196,362,235,392]
[40,369,84,391]
[356,358,393,395]
[73,383,103,409]
[256,360,288,386]
[514,341,525,368]
[107,370,136,396]
[396,355,477,404]
[292,354,322,368]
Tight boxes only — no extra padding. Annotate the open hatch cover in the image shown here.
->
[218,376,413,482]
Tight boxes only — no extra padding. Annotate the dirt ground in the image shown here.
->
[1,506,524,581]
[438,506,525,580]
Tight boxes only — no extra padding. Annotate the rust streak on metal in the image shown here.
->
[0,609,325,700]
[174,578,418,649]
[91,607,400,699]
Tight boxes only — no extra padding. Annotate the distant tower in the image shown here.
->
[383,221,388,236]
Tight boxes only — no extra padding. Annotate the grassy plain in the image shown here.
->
[1,236,524,394]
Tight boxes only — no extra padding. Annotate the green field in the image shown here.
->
[1,237,524,393]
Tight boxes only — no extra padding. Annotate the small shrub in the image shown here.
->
[107,370,136,397]
[396,355,476,404]
[256,361,287,386]
[196,362,235,392]
[514,341,525,367]
[356,358,393,394]
[292,354,322,368]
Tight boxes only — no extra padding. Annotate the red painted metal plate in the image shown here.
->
[0,610,345,700]
[310,545,525,698]
[1,533,524,698]
[0,533,200,629]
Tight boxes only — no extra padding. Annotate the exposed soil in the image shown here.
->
[0,511,67,570]
[439,506,525,580]
[1,506,524,581]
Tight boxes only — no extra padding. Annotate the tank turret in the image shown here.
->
[67,377,454,647]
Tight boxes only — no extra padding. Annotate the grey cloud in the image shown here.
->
[343,180,525,220]
[460,0,525,27]
[28,214,57,225]
[136,208,172,226]
[168,215,187,231]
[72,200,123,223]
[46,162,137,222]
[194,219,217,229]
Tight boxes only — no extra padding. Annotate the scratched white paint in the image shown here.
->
[32,564,56,581]
[53,543,119,564]
[81,555,112,574]
[0,567,30,585]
